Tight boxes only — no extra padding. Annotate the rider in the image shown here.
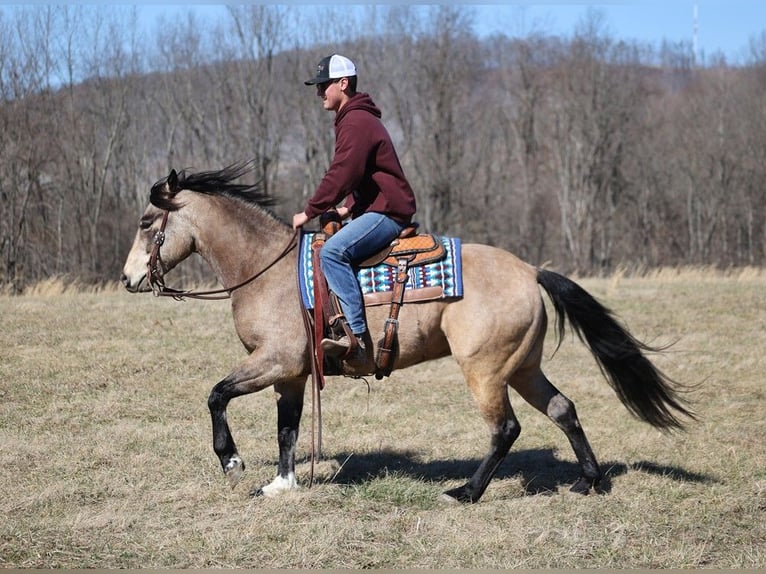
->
[292,54,417,369]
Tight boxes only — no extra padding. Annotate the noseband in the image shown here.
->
[146,209,298,300]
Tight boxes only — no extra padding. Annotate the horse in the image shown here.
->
[120,162,695,503]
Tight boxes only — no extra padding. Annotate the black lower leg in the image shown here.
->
[565,428,602,493]
[444,418,520,503]
[275,383,304,479]
[548,393,602,493]
[208,381,241,474]
[250,382,304,498]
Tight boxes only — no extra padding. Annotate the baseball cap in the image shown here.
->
[304,54,357,85]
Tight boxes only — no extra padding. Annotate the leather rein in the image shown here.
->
[147,209,298,300]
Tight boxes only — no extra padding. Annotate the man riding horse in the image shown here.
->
[292,54,417,370]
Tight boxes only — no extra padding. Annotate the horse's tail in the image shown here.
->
[536,268,696,431]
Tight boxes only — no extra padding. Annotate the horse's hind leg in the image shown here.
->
[513,368,602,494]
[443,377,521,504]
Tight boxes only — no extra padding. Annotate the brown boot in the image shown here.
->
[343,335,369,371]
[321,333,369,370]
[320,335,352,357]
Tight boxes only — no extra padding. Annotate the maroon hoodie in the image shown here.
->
[303,93,416,223]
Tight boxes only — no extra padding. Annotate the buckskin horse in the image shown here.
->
[120,162,694,503]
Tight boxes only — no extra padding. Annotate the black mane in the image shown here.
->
[150,160,278,212]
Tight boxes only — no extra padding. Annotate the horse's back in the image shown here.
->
[459,242,539,296]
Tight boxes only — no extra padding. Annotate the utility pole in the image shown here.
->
[693,3,699,66]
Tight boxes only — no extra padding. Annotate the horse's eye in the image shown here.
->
[139,218,152,230]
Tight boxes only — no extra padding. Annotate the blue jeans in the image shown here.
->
[320,212,406,335]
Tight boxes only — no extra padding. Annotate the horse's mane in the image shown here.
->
[150,160,278,213]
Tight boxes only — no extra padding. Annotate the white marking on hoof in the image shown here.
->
[224,455,245,489]
[439,492,461,504]
[257,472,298,498]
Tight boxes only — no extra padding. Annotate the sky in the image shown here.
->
[2,1,763,63]
[128,1,766,63]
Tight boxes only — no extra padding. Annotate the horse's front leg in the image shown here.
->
[207,373,251,488]
[250,379,306,497]
[207,356,307,490]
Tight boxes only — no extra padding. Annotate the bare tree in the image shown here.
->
[543,11,644,272]
[218,6,292,195]
[48,9,139,277]
[380,5,484,235]
[664,64,748,265]
[484,34,551,258]
[0,8,59,290]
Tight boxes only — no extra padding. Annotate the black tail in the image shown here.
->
[536,268,696,430]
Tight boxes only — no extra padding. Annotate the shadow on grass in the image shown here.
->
[629,460,714,484]
[314,448,714,496]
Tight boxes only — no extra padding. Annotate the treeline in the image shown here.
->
[1,5,765,293]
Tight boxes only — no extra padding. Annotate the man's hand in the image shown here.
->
[292,212,309,230]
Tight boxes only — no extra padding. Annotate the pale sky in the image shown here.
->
[132,2,764,63]
[3,2,763,63]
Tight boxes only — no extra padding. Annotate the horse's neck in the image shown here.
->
[191,195,293,290]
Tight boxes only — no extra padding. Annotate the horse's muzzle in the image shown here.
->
[120,272,150,293]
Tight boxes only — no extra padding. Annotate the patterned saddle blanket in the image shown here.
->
[298,232,463,310]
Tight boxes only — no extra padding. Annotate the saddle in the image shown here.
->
[358,228,446,268]
[311,212,447,380]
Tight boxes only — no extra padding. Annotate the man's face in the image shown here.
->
[316,78,345,112]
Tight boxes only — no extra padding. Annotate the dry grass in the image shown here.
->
[1,270,764,568]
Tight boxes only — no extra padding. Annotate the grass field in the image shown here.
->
[1,270,764,568]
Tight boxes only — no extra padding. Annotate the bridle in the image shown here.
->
[146,209,298,300]
[147,211,171,296]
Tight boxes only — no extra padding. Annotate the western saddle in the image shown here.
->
[310,211,446,380]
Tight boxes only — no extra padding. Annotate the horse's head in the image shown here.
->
[121,161,277,294]
[121,169,196,293]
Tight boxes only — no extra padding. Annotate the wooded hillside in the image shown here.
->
[2,5,765,292]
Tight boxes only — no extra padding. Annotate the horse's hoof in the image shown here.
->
[439,492,461,504]
[569,476,597,495]
[249,472,298,498]
[441,485,477,504]
[224,457,246,489]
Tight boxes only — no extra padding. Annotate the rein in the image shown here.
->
[147,210,298,300]
[296,229,324,488]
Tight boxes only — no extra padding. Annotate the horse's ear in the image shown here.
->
[167,169,179,194]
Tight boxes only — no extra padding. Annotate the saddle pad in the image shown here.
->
[298,232,463,310]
